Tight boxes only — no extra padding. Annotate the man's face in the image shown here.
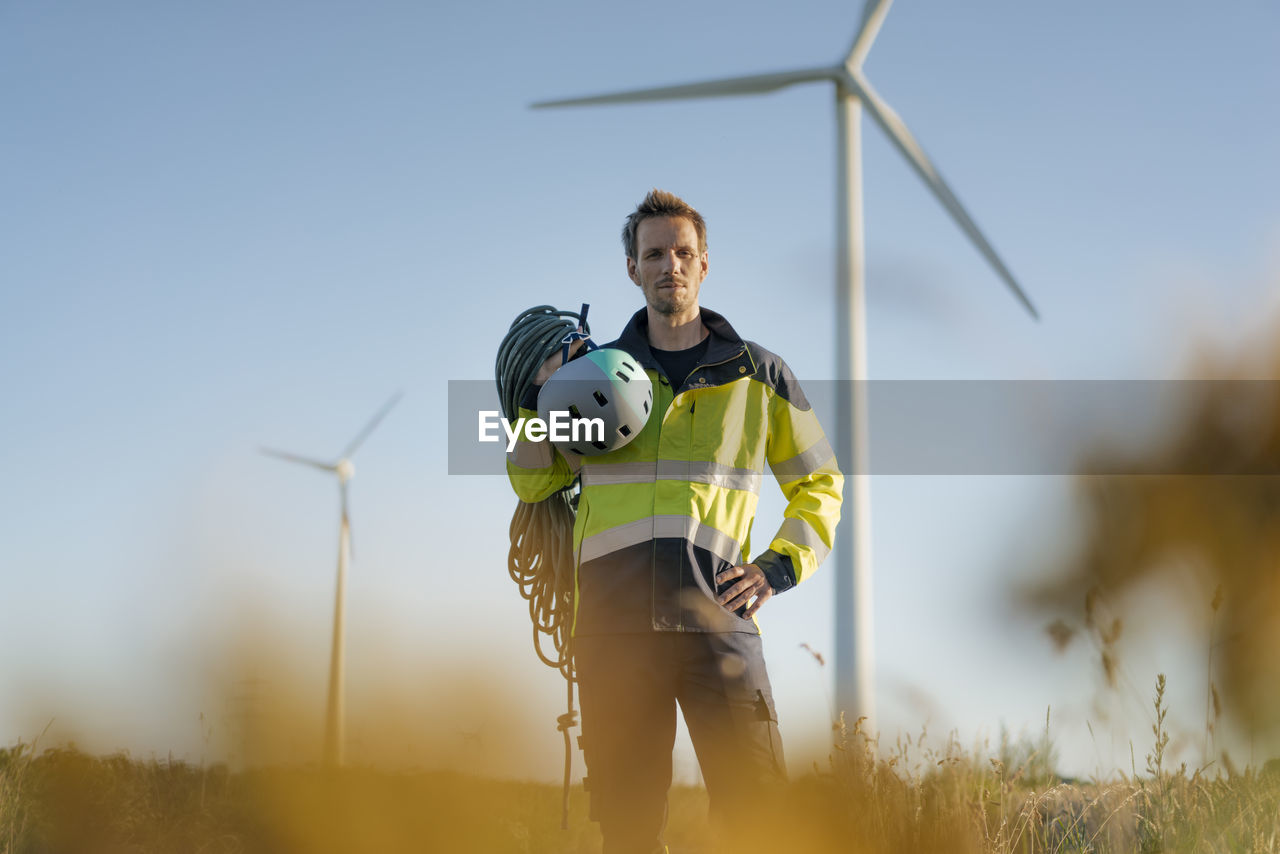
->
[627,216,708,318]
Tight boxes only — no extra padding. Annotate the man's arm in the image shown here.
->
[715,371,843,618]
[504,337,587,503]
[505,410,577,502]
[753,376,845,594]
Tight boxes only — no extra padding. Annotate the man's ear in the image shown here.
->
[626,257,640,286]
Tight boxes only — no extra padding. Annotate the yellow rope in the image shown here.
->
[507,492,577,681]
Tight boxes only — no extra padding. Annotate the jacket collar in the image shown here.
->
[614,306,746,369]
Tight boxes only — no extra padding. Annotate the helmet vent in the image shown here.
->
[568,404,582,419]
[615,371,630,383]
[642,399,649,414]
[593,390,608,406]
[590,439,608,451]
[618,424,632,437]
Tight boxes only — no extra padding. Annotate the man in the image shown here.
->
[507,190,843,853]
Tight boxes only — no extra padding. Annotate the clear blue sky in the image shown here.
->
[3,1,1277,777]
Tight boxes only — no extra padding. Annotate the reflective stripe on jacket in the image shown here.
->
[507,307,843,635]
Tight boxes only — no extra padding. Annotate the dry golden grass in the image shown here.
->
[4,673,1280,854]
[1023,333,1280,739]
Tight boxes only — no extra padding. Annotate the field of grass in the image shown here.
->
[4,677,1280,854]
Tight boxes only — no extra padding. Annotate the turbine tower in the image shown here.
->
[262,391,402,767]
[532,0,1038,732]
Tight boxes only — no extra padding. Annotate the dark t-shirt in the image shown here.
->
[650,336,710,390]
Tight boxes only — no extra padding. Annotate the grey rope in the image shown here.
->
[495,305,589,424]
[495,304,589,829]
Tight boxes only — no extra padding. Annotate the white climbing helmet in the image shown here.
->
[537,348,653,456]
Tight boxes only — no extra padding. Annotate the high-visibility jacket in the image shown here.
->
[507,307,843,635]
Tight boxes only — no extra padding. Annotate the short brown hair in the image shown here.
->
[621,189,707,261]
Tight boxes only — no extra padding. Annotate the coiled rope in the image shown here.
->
[495,304,591,425]
[494,304,590,829]
[507,491,576,678]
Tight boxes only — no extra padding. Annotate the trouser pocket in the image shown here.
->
[677,632,788,817]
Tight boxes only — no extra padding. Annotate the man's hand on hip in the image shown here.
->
[715,563,773,619]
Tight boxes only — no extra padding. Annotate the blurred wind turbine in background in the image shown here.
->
[533,0,1038,731]
[261,391,403,767]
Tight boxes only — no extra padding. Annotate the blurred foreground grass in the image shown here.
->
[4,688,1280,854]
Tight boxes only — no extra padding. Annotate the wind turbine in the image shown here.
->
[532,0,1038,733]
[261,391,403,767]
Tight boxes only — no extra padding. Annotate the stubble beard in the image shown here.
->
[648,278,693,316]
[653,295,684,315]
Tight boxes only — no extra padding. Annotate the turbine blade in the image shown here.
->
[845,0,894,70]
[342,391,403,459]
[260,447,337,473]
[532,66,838,109]
[846,70,1040,320]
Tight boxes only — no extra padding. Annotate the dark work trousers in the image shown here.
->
[575,631,787,854]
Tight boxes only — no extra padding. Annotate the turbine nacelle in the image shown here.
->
[529,2,1037,321]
